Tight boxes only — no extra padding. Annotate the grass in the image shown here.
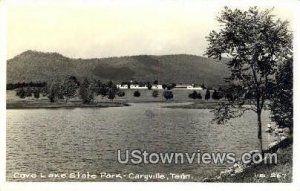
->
[6,89,222,109]
[218,145,293,182]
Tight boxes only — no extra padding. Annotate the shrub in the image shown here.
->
[212,90,222,100]
[147,82,152,90]
[79,78,94,104]
[189,91,202,99]
[108,88,116,101]
[16,88,26,99]
[205,89,210,100]
[163,90,173,100]
[133,90,141,97]
[25,87,32,97]
[117,91,125,97]
[33,91,40,99]
[152,90,159,98]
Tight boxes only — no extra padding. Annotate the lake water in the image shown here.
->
[6,103,276,181]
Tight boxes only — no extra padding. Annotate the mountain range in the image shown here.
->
[7,50,230,87]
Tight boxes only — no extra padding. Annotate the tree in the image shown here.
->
[206,7,292,152]
[63,76,79,103]
[153,80,158,85]
[162,84,168,90]
[25,87,32,97]
[107,82,118,101]
[108,88,116,101]
[33,88,40,99]
[270,57,293,133]
[40,86,48,97]
[16,88,26,99]
[146,82,152,90]
[47,80,64,102]
[171,83,176,89]
[79,78,94,104]
[99,85,108,97]
[152,90,159,98]
[205,89,210,100]
[163,90,173,100]
[212,90,222,100]
[133,90,141,97]
[197,92,202,99]
[127,82,131,89]
[138,81,145,87]
[189,91,202,99]
[189,91,196,99]
[117,91,125,97]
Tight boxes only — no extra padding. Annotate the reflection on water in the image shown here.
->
[6,103,276,181]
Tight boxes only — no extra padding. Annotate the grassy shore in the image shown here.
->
[6,99,129,109]
[162,101,224,109]
[219,145,293,182]
[6,89,223,109]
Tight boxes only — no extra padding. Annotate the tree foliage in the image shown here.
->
[79,78,94,104]
[117,91,125,97]
[205,89,210,100]
[152,90,159,98]
[47,80,64,102]
[189,91,202,99]
[270,57,293,132]
[163,90,173,100]
[206,7,292,152]
[133,90,141,97]
[62,76,80,102]
[16,88,26,99]
[212,90,222,100]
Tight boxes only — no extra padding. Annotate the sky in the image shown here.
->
[6,0,294,59]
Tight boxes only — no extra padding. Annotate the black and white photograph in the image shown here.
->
[0,0,299,190]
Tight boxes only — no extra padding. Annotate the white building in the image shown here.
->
[152,85,163,89]
[187,85,203,90]
[129,84,148,89]
[116,84,129,89]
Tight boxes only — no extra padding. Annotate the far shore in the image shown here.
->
[162,101,224,109]
[6,100,130,109]
[6,99,222,110]
[6,90,225,109]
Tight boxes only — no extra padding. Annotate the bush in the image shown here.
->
[79,78,94,104]
[189,91,202,99]
[163,90,173,100]
[212,90,222,100]
[146,82,152,90]
[133,90,141,97]
[205,89,211,100]
[270,58,293,132]
[16,88,26,99]
[25,87,32,97]
[33,91,40,99]
[152,90,159,98]
[108,88,116,101]
[117,91,125,97]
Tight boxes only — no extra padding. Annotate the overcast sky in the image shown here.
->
[7,0,294,59]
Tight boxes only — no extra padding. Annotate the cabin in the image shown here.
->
[129,84,148,89]
[174,84,189,89]
[187,85,203,90]
[116,84,129,89]
[152,85,163,89]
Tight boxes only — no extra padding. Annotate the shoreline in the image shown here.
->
[204,136,293,182]
[6,101,130,109]
[6,90,225,110]
[6,98,224,110]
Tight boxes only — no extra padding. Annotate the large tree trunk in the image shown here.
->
[257,109,263,153]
